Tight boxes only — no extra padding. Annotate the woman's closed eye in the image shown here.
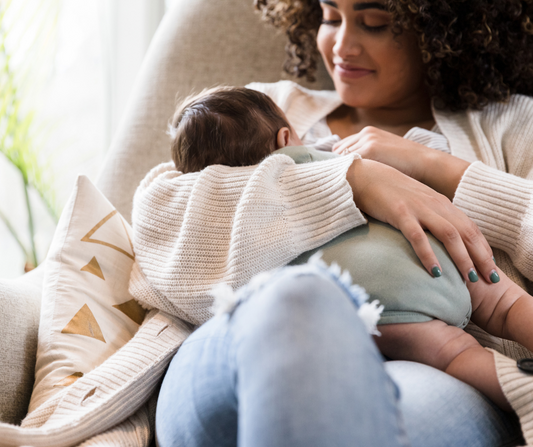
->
[321,14,390,32]
[359,22,388,32]
[321,19,389,33]
[321,18,342,26]
[357,12,390,32]
[320,5,342,26]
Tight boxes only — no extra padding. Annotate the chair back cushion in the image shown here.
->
[97,0,333,222]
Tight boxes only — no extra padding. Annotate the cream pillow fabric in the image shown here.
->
[28,175,145,413]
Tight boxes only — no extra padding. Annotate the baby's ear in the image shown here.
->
[276,127,291,149]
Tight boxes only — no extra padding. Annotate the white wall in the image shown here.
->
[102,0,165,145]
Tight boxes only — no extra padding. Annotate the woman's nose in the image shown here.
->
[332,23,363,59]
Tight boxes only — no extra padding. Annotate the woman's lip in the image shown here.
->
[334,64,375,79]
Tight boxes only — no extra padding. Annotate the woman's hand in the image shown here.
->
[346,158,497,283]
[334,126,471,201]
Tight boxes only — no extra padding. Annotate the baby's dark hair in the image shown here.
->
[169,86,291,173]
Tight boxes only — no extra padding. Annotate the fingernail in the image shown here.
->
[468,269,479,283]
[431,266,442,278]
[492,256,495,262]
[490,270,500,283]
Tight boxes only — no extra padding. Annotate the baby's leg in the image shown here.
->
[376,321,512,412]
[467,266,533,352]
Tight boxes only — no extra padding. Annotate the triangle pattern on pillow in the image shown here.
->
[81,256,105,280]
[81,210,135,260]
[53,372,84,388]
[61,304,106,343]
[112,299,147,325]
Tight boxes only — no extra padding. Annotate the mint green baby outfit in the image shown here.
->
[275,146,471,328]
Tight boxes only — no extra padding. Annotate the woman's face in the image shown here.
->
[316,0,426,110]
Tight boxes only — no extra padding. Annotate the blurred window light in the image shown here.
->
[0,0,165,278]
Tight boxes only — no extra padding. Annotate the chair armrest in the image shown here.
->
[0,267,43,425]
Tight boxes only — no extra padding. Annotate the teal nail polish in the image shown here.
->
[492,256,495,262]
[490,270,500,283]
[431,266,442,277]
[468,269,479,282]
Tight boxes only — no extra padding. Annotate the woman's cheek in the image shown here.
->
[316,28,334,68]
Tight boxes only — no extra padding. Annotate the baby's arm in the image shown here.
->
[376,321,512,411]
[467,267,533,353]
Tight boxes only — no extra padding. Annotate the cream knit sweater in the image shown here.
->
[4,80,533,446]
[129,153,365,326]
[248,81,533,360]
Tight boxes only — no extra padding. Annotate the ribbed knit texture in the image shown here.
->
[129,153,365,325]
[5,81,533,446]
[491,348,533,446]
[76,404,151,447]
[0,311,192,446]
[436,95,533,286]
[454,161,533,279]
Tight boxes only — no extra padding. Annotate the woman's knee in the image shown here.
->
[225,265,380,371]
[229,265,368,333]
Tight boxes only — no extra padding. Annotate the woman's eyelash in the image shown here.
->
[361,24,388,33]
[320,19,388,33]
[321,19,341,25]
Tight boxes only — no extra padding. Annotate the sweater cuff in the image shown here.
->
[453,161,532,253]
[129,262,194,324]
[490,348,533,445]
[279,153,367,257]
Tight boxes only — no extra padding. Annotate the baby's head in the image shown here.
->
[169,86,302,173]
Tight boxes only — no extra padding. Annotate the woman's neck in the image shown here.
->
[327,99,435,139]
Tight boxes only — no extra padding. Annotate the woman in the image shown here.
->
[146,0,533,445]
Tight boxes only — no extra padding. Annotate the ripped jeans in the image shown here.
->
[155,263,523,447]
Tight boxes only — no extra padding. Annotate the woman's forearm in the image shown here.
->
[419,149,471,201]
[333,126,471,200]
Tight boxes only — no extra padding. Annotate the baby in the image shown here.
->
[169,85,533,413]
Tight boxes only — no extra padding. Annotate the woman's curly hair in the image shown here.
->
[254,0,533,111]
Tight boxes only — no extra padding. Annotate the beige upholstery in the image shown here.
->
[0,268,43,424]
[0,0,332,426]
[96,0,333,222]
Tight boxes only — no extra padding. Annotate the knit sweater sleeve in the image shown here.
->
[454,161,533,281]
[129,154,366,325]
[441,95,533,281]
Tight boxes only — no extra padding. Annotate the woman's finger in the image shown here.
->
[332,134,358,149]
[425,195,497,282]
[396,217,443,277]
[446,213,497,283]
[333,134,361,154]
[421,215,480,283]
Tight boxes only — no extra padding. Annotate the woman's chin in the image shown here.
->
[332,81,382,109]
[335,89,378,109]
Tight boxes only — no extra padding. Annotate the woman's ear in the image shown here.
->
[276,127,291,149]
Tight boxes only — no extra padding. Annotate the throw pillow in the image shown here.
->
[28,175,146,413]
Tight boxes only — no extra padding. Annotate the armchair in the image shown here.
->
[0,0,332,429]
